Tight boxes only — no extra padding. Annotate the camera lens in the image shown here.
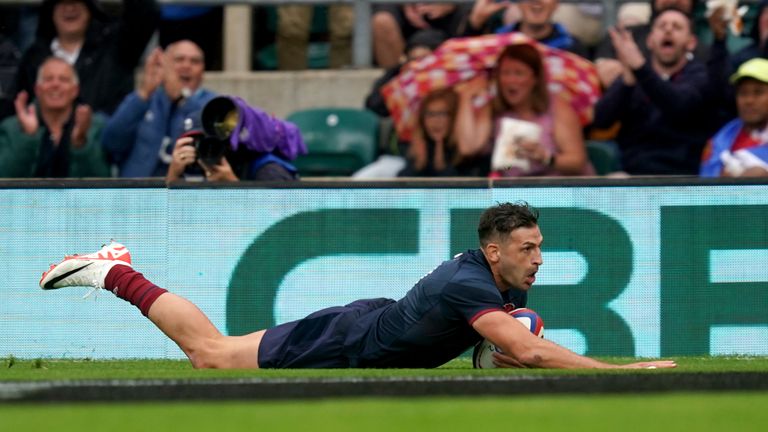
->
[202,96,238,140]
[195,136,228,165]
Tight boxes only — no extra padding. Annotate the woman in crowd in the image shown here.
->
[399,88,488,176]
[453,43,593,176]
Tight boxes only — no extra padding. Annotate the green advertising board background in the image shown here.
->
[1,184,766,359]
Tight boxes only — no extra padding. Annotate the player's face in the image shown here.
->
[495,225,543,291]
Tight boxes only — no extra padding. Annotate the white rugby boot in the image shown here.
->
[40,241,133,291]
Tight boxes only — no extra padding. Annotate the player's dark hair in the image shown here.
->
[477,201,539,246]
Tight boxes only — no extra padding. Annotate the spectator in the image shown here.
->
[730,0,768,71]
[165,96,305,183]
[700,58,768,177]
[706,4,739,122]
[594,0,706,88]
[592,8,725,176]
[0,4,39,53]
[454,43,593,177]
[371,3,471,68]
[365,29,448,119]
[398,88,488,177]
[12,0,159,116]
[165,133,298,184]
[0,33,21,120]
[552,2,604,49]
[158,5,223,71]
[277,5,353,70]
[464,0,589,59]
[617,2,653,28]
[0,57,109,178]
[101,40,216,178]
[356,32,483,179]
[353,29,448,178]
[463,0,518,37]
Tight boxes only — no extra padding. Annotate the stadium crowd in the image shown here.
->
[1,0,767,180]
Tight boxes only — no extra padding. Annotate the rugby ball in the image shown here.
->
[472,308,544,369]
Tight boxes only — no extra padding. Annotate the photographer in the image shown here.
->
[165,135,235,182]
[101,40,216,177]
[165,96,306,183]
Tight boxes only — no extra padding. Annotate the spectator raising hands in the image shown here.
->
[0,57,109,178]
[464,0,589,59]
[398,88,489,177]
[13,90,38,136]
[136,48,165,101]
[100,40,217,178]
[371,3,471,68]
[593,8,728,175]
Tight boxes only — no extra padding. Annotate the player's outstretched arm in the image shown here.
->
[473,311,677,369]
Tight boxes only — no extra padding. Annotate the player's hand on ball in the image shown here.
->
[492,351,527,368]
[622,360,677,369]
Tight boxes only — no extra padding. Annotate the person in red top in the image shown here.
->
[700,58,768,177]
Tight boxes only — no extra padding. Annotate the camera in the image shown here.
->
[179,96,240,167]
[200,95,307,160]
[180,95,307,173]
[179,130,228,166]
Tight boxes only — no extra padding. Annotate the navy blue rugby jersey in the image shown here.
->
[347,249,527,368]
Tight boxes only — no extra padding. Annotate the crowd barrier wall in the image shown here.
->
[1,178,767,360]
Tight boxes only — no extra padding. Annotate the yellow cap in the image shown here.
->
[730,58,768,84]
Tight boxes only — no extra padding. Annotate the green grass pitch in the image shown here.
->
[1,393,767,432]
[1,356,767,432]
[2,356,768,380]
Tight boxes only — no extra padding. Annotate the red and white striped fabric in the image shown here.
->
[382,32,601,142]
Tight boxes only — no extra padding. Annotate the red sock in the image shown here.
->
[104,265,167,316]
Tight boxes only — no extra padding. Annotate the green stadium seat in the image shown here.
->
[287,108,380,177]
[586,140,622,175]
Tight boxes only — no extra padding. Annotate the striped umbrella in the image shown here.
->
[381,32,601,141]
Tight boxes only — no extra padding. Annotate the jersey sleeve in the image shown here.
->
[505,289,528,310]
[442,281,505,325]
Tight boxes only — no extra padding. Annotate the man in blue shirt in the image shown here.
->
[40,202,676,370]
[101,39,216,177]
